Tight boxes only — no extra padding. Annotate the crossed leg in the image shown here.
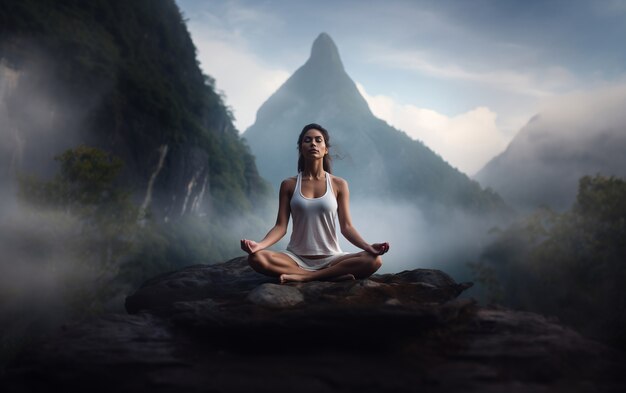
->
[248,250,382,284]
[248,250,311,276]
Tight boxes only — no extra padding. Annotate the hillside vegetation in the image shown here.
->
[1,0,270,214]
[0,0,272,369]
[472,175,626,349]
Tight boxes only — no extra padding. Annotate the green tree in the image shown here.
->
[474,175,626,349]
[18,145,138,313]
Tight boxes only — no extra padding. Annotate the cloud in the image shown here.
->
[357,83,510,175]
[193,38,289,131]
[538,81,626,134]
[475,81,626,211]
[183,10,290,132]
[368,49,576,98]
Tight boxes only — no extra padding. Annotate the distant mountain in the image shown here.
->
[243,33,505,214]
[475,87,626,211]
[0,0,270,217]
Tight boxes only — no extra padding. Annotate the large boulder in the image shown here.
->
[1,257,625,392]
[124,256,471,314]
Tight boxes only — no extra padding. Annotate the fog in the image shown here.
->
[349,199,501,277]
[0,54,126,366]
[0,55,102,181]
[475,83,626,211]
[0,57,85,302]
[0,198,103,335]
[6,42,607,312]
[252,194,504,287]
[538,84,626,135]
[0,53,505,339]
[0,53,265,366]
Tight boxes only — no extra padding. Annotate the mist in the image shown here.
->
[0,48,273,339]
[0,54,104,181]
[0,199,106,350]
[0,50,256,308]
[475,83,626,211]
[346,198,498,277]
[248,192,504,287]
[0,57,123,366]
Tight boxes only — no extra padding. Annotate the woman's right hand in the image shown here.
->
[368,242,390,255]
[240,239,262,254]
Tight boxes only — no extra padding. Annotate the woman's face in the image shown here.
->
[300,129,328,159]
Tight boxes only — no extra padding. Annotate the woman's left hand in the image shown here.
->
[240,239,262,254]
[368,242,390,255]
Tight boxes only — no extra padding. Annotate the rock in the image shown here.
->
[2,256,625,393]
[124,257,275,314]
[247,283,304,308]
[124,257,468,314]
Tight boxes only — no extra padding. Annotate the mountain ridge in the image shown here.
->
[245,33,506,214]
[475,87,626,211]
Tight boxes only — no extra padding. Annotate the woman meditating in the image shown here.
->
[240,123,389,284]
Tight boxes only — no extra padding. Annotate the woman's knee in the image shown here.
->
[360,252,382,271]
[371,255,383,271]
[248,251,269,271]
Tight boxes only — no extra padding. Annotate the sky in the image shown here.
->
[175,0,626,175]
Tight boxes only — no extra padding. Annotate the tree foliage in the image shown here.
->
[474,175,626,349]
[18,146,138,313]
[1,0,270,215]
[17,145,265,309]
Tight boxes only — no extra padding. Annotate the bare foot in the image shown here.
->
[280,273,310,284]
[326,274,356,282]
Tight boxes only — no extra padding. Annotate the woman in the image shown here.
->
[240,123,389,284]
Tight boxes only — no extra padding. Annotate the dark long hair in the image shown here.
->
[297,123,332,174]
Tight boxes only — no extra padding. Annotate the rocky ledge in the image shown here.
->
[1,256,625,392]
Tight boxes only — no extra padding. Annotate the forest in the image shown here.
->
[471,175,626,349]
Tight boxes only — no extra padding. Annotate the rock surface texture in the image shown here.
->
[2,256,625,392]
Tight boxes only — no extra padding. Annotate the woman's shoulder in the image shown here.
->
[329,173,348,190]
[280,176,297,191]
[282,175,297,184]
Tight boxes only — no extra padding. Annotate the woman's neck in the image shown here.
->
[301,160,325,180]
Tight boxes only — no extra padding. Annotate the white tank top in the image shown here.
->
[286,171,343,256]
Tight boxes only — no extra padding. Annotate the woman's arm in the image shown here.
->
[241,179,292,254]
[336,177,389,255]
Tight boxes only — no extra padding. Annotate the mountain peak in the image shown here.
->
[308,32,344,71]
[244,32,507,216]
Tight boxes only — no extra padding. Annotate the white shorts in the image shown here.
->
[281,250,350,271]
